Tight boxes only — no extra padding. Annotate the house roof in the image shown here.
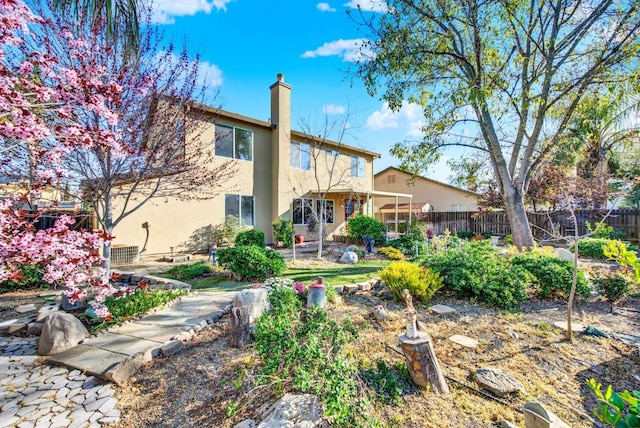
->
[374,166,480,197]
[191,102,381,159]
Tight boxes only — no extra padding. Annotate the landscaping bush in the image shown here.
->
[93,288,188,332]
[511,252,591,299]
[377,246,404,260]
[346,215,386,245]
[577,238,611,259]
[592,272,636,304]
[455,230,475,240]
[421,241,531,309]
[234,229,266,247]
[380,261,443,304]
[217,245,285,281]
[0,263,48,292]
[254,287,364,426]
[164,261,213,280]
[272,218,293,248]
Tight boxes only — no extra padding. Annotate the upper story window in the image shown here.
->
[215,124,253,161]
[387,174,396,184]
[351,155,365,178]
[325,149,339,158]
[291,142,311,170]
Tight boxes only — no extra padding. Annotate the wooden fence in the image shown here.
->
[376,209,640,243]
[31,210,96,232]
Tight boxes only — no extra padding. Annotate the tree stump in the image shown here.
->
[399,331,449,393]
[228,306,252,348]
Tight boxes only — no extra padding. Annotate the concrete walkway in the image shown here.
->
[48,291,235,384]
[0,290,236,427]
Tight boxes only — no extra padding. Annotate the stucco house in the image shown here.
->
[112,74,407,255]
[373,167,479,215]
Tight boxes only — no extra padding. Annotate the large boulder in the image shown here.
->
[474,367,525,397]
[552,248,574,261]
[258,394,326,428]
[233,288,270,323]
[345,245,359,253]
[38,312,88,356]
[340,251,358,264]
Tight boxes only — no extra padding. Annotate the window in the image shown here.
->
[316,199,334,224]
[293,198,313,225]
[225,194,254,226]
[215,125,253,161]
[351,156,365,178]
[290,142,311,170]
[450,204,467,212]
[325,149,339,158]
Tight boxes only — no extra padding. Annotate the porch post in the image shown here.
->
[395,195,399,237]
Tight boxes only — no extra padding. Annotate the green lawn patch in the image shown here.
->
[282,260,390,285]
[187,276,251,292]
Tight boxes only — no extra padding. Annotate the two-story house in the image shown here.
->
[112,74,409,255]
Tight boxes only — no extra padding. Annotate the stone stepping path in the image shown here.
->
[0,338,119,427]
[48,291,235,384]
[1,289,237,427]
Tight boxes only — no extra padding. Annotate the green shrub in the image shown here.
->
[272,218,293,248]
[455,230,475,240]
[164,261,213,280]
[360,359,408,404]
[421,241,530,309]
[0,263,48,292]
[380,261,443,304]
[511,252,591,299]
[346,215,386,245]
[93,288,188,332]
[235,229,266,247]
[578,238,611,258]
[592,273,636,304]
[217,245,285,281]
[587,378,640,428]
[505,235,514,245]
[378,246,404,260]
[254,287,363,426]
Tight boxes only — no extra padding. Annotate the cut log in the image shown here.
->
[399,331,449,393]
[229,306,252,349]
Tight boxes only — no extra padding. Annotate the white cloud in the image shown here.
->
[198,60,224,87]
[149,0,233,24]
[322,104,346,115]
[301,38,374,62]
[343,0,388,12]
[317,2,336,12]
[156,52,223,87]
[366,101,424,136]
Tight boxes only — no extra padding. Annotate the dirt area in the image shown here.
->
[2,253,638,427]
[110,258,639,428]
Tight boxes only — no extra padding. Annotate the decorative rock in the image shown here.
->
[35,305,60,322]
[257,394,325,428]
[27,322,43,336]
[449,334,478,348]
[358,282,371,291]
[15,304,37,313]
[38,312,89,355]
[501,421,518,428]
[345,245,359,253]
[61,294,85,312]
[474,367,525,397]
[333,285,344,294]
[160,340,184,357]
[552,248,574,261]
[233,288,270,323]
[340,251,358,264]
[429,304,456,314]
[552,321,585,332]
[523,402,571,428]
[372,306,388,321]
[343,284,359,293]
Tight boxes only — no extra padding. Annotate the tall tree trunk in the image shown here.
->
[502,182,535,249]
[102,196,113,273]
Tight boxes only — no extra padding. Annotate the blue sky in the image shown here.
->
[152,0,454,181]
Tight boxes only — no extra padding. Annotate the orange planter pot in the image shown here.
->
[295,235,304,244]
